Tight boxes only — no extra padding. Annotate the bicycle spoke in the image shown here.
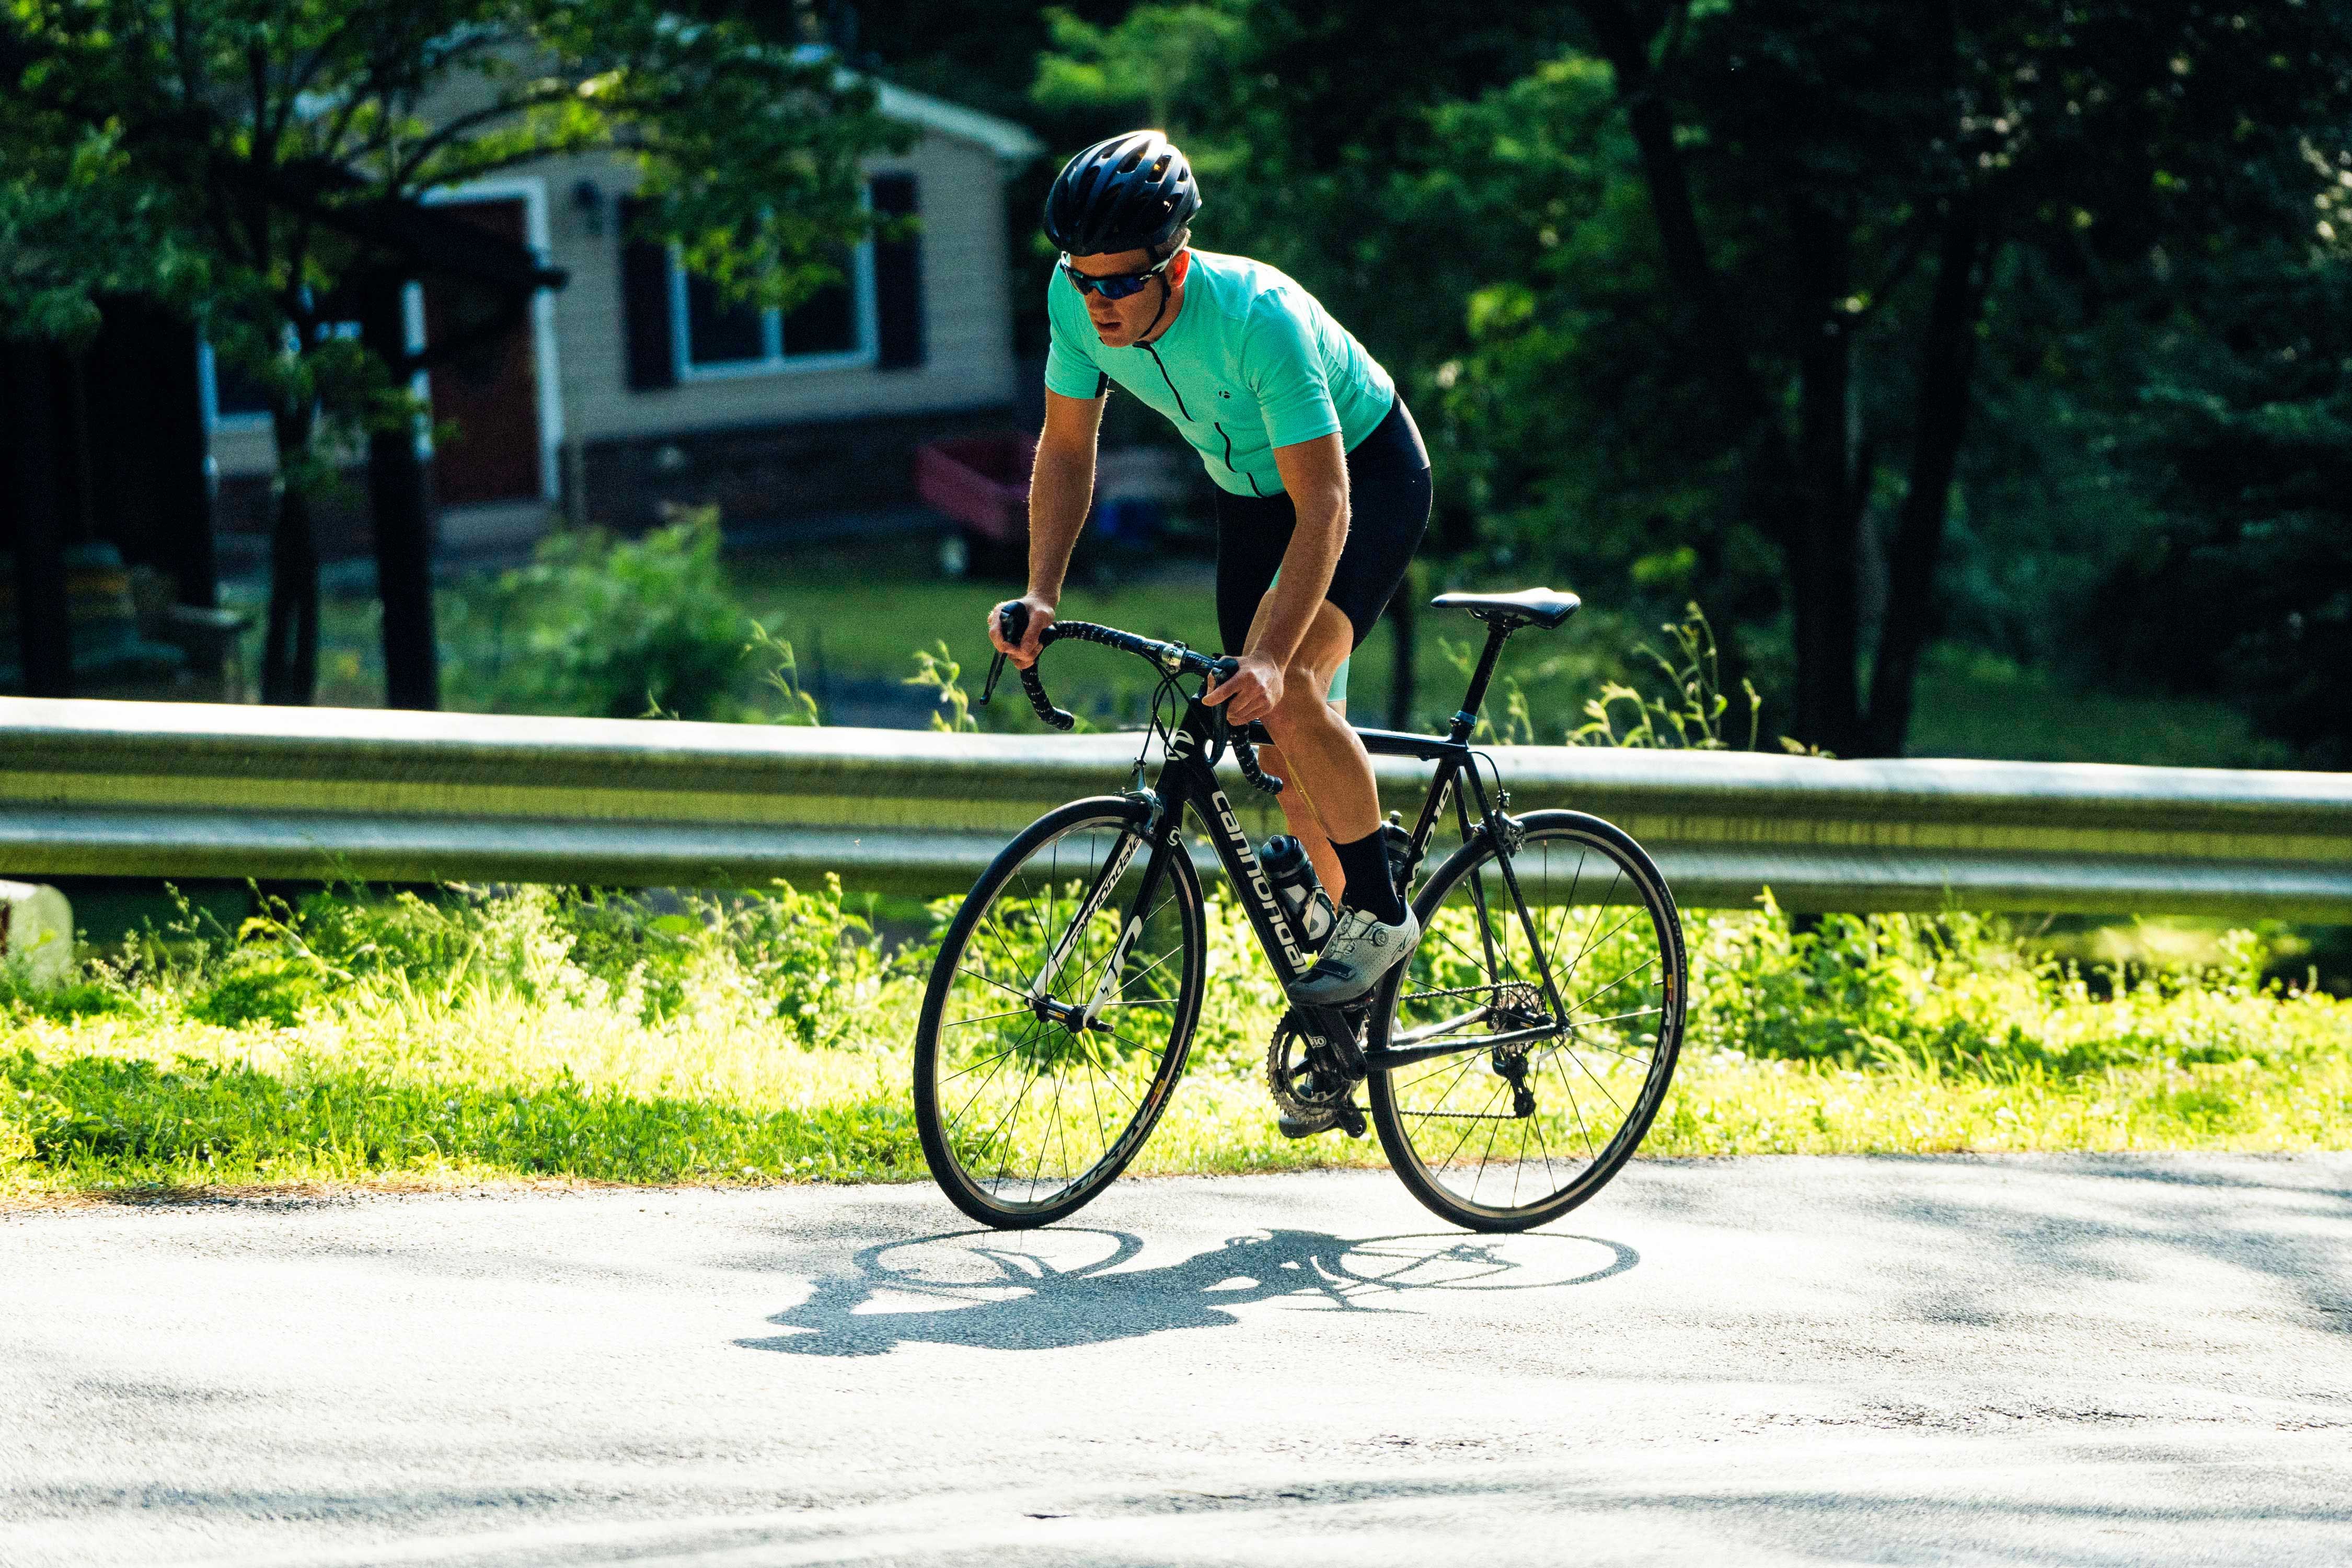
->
[954,966,1035,1007]
[946,1022,1035,1134]
[1552,1032,1633,1118]
[1570,1003,1664,1030]
[936,1041,1022,1086]
[1571,952,1660,1018]
[938,1005,1033,1031]
[1376,821,1682,1225]
[1543,1045,1601,1160]
[1397,1041,1486,1101]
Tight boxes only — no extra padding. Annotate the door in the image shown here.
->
[424,199,544,506]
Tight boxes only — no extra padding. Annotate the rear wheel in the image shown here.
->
[914,798,1205,1228]
[1367,811,1685,1232]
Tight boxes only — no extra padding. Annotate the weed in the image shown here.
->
[904,640,979,733]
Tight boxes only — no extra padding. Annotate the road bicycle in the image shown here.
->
[913,589,1687,1233]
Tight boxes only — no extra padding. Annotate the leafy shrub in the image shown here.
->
[0,973,132,1024]
[552,878,890,1042]
[1682,895,2332,1077]
[0,1083,37,1168]
[452,506,749,720]
[130,877,894,1046]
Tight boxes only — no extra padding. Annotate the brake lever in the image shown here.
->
[1202,657,1283,794]
[980,598,1025,710]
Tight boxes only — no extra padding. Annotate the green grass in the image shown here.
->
[1904,644,2297,769]
[4,880,2345,1202]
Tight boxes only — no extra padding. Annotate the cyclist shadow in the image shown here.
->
[735,1226,1638,1358]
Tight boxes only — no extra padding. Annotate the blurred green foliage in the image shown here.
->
[446,509,750,722]
[977,0,2352,762]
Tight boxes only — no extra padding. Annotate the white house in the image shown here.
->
[201,82,1044,562]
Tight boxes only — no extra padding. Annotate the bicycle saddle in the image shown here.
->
[1429,587,1582,630]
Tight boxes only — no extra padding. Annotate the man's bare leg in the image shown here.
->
[1250,599,1378,906]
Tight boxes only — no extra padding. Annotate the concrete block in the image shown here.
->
[0,881,74,989]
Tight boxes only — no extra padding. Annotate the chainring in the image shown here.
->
[1264,1011,1363,1123]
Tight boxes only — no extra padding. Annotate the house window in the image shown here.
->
[198,340,275,429]
[199,321,360,428]
[668,238,875,378]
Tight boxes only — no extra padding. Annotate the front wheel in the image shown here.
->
[914,797,1205,1228]
[1367,811,1686,1232]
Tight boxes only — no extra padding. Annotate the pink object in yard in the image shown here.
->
[916,433,1036,543]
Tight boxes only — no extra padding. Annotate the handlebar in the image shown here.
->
[986,602,1284,795]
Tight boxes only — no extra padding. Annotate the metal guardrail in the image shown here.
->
[3,696,2349,917]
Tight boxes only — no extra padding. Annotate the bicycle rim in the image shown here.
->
[1368,812,1686,1232]
[915,799,1204,1228]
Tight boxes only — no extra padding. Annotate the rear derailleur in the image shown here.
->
[1266,1001,1370,1139]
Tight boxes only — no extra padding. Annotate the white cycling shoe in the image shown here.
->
[1284,903,1421,1007]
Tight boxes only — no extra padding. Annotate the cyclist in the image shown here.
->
[987,129,1431,1011]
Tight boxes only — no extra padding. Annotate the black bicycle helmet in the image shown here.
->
[1042,131,1201,257]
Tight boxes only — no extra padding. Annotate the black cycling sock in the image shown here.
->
[1331,828,1406,925]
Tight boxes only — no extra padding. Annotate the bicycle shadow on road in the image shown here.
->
[735,1227,1637,1357]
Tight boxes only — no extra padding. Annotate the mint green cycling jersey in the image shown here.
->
[1044,250,1396,498]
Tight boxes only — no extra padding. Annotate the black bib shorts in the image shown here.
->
[1212,394,1432,661]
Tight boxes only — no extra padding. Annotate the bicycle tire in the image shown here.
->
[1366,810,1686,1232]
[914,797,1205,1228]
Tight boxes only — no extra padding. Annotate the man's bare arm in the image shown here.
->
[988,388,1105,666]
[1025,389,1104,606]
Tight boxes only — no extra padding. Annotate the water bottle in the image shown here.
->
[1259,835,1335,945]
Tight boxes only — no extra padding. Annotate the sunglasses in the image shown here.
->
[1058,250,1178,301]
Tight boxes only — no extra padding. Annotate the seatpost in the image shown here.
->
[1447,623,1514,742]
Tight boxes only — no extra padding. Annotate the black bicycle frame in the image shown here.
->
[1087,656,1569,1075]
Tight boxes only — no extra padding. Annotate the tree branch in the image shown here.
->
[390,86,586,187]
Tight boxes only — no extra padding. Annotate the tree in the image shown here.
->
[1043,0,2352,757]
[1034,0,1575,539]
[6,0,907,705]
[1563,0,2352,755]
[2079,198,2352,767]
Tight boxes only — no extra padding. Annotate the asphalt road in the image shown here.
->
[4,1155,2350,1567]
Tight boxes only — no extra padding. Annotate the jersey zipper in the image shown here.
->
[1138,342,1192,421]
[1140,341,1259,495]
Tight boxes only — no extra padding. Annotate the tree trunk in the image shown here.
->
[1861,198,1985,758]
[1785,199,1863,757]
[260,404,321,705]
[2,341,75,697]
[359,273,441,711]
[1583,4,1793,735]
[1585,8,1767,428]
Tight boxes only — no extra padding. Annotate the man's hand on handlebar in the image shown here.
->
[988,596,1056,670]
[1203,652,1284,727]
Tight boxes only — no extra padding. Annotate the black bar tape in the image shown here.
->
[1233,735,1284,795]
[1018,663,1076,731]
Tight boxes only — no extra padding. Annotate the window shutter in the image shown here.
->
[618,195,677,391]
[871,174,925,371]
